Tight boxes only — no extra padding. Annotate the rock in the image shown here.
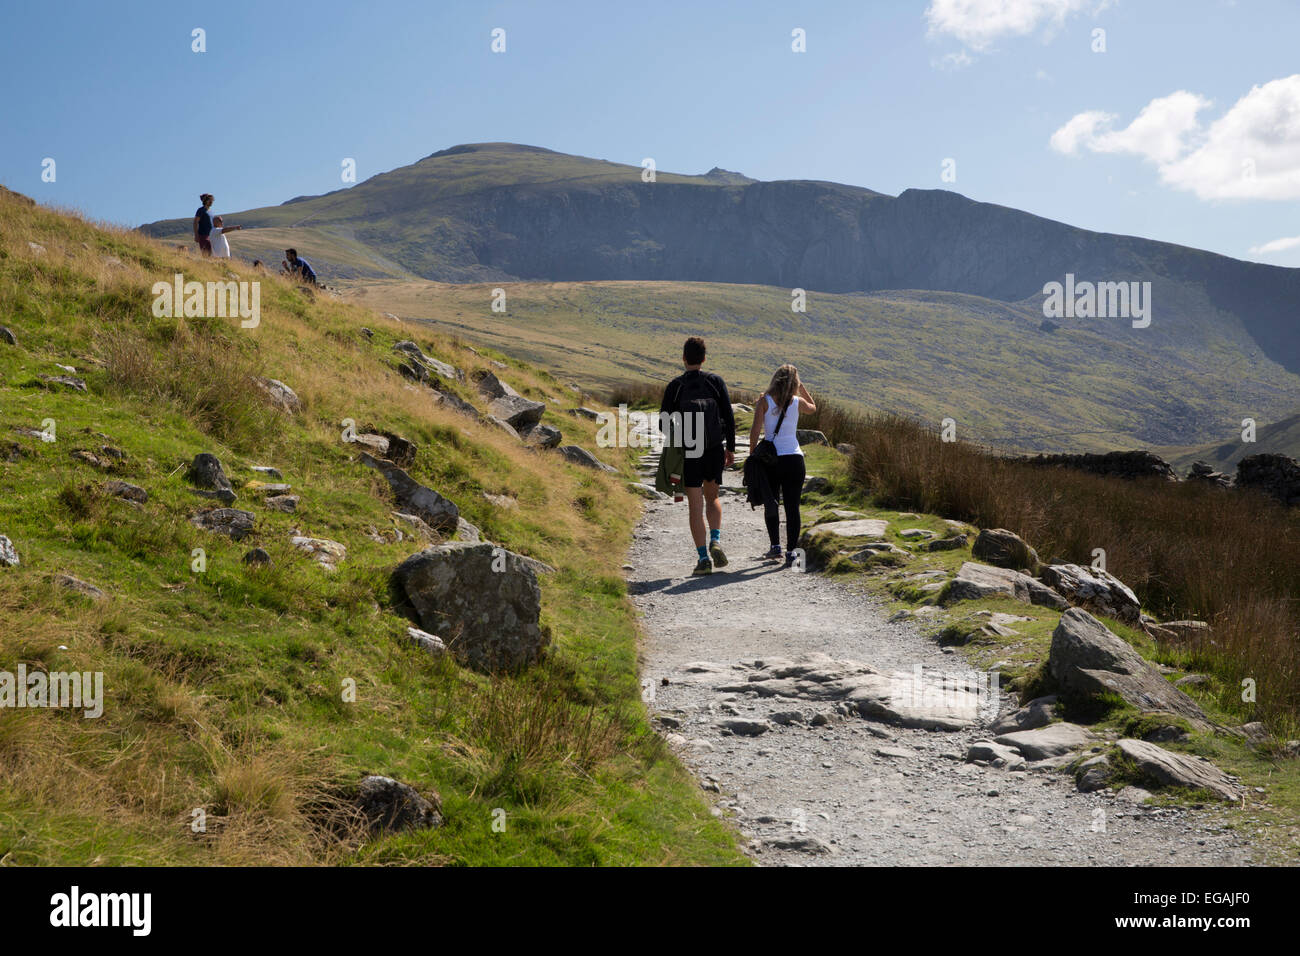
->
[265,494,299,513]
[474,370,520,400]
[487,416,521,441]
[350,432,391,457]
[392,512,436,541]
[1236,721,1269,743]
[392,542,547,672]
[379,433,418,468]
[719,719,770,736]
[1040,563,1141,624]
[557,445,617,472]
[454,517,482,543]
[489,395,546,431]
[1155,620,1213,645]
[249,465,283,479]
[0,535,19,567]
[807,518,890,539]
[28,241,46,255]
[188,453,235,499]
[39,374,87,391]
[246,481,292,495]
[802,476,830,495]
[971,528,1040,572]
[360,327,374,338]
[994,723,1095,761]
[1235,453,1300,508]
[766,836,834,854]
[55,573,106,601]
[568,407,601,420]
[393,341,460,381]
[406,626,447,657]
[1048,608,1212,730]
[1075,755,1113,792]
[189,508,255,540]
[359,452,459,533]
[769,710,805,726]
[946,562,1068,610]
[875,745,916,759]
[102,480,147,504]
[1174,673,1210,688]
[835,442,856,455]
[482,493,518,510]
[1020,450,1179,482]
[714,653,985,730]
[252,377,301,413]
[990,695,1058,734]
[1114,739,1243,801]
[242,548,272,566]
[432,389,480,419]
[291,536,346,570]
[926,534,968,552]
[1186,460,1232,488]
[356,775,443,834]
[627,482,669,500]
[520,423,562,449]
[0,327,16,346]
[966,741,1027,769]
[795,429,829,446]
[898,528,935,540]
[731,403,753,414]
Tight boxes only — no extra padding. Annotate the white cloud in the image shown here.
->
[1050,75,1300,200]
[1249,235,1300,255]
[925,0,1097,51]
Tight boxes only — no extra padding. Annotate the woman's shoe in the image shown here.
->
[763,545,783,560]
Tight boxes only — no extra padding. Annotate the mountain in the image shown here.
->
[1162,411,1300,473]
[139,142,1300,451]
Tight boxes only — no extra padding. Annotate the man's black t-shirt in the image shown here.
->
[660,369,736,452]
[195,206,212,237]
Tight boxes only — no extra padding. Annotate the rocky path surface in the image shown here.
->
[628,457,1256,866]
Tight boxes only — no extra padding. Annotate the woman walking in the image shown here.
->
[747,364,816,568]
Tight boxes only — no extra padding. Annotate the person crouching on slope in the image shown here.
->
[749,364,816,568]
[659,336,736,575]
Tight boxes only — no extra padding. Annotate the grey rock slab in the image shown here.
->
[102,480,147,504]
[1040,563,1141,624]
[994,723,1095,761]
[557,445,617,472]
[489,394,546,431]
[189,508,255,540]
[1049,608,1212,731]
[360,452,459,533]
[719,719,770,736]
[0,534,18,567]
[946,562,1068,611]
[1116,739,1243,801]
[252,377,301,413]
[291,536,346,570]
[808,519,890,539]
[406,626,448,657]
[55,573,106,601]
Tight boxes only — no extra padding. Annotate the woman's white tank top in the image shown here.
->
[765,394,802,456]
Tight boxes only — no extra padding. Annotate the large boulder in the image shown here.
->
[1114,739,1243,801]
[474,370,520,400]
[1048,608,1212,730]
[1040,563,1141,624]
[188,453,235,503]
[796,429,829,446]
[360,452,459,533]
[971,528,1040,572]
[520,423,562,449]
[489,395,546,431]
[945,562,1068,610]
[1235,453,1300,507]
[356,775,444,834]
[393,341,460,382]
[393,542,548,672]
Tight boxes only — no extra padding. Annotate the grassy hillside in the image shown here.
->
[0,189,744,865]
[340,278,1300,453]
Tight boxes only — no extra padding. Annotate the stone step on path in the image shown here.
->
[627,468,1255,867]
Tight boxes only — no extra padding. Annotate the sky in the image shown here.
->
[3,0,1299,266]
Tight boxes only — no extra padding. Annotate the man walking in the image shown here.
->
[659,336,735,575]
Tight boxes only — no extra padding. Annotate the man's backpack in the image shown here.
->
[670,372,725,450]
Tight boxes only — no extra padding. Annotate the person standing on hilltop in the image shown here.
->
[748,364,816,568]
[659,336,735,575]
[209,216,244,259]
[193,193,215,256]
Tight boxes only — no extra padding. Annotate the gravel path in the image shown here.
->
[628,457,1257,866]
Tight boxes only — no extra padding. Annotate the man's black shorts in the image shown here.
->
[683,444,725,488]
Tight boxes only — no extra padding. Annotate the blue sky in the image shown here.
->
[3,0,1299,265]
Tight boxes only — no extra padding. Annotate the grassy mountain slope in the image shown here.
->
[0,189,743,865]
[1161,412,1300,473]
[341,278,1300,453]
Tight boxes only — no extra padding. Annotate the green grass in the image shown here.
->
[0,190,745,865]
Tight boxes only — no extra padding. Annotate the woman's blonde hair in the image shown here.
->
[767,364,800,415]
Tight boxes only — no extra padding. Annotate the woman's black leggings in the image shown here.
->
[764,454,806,551]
